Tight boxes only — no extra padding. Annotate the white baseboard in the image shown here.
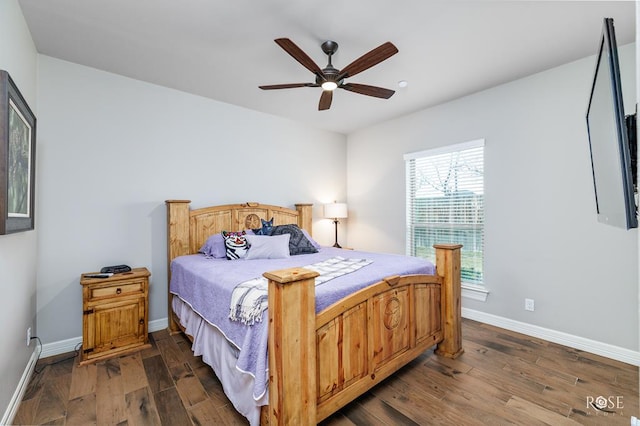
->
[41,317,169,358]
[462,307,640,366]
[40,335,82,359]
[2,344,41,425]
[149,318,168,333]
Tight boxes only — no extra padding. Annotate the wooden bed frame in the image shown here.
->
[166,200,463,425]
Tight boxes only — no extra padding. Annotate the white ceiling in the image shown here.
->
[17,0,636,135]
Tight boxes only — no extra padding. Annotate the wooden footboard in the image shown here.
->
[263,244,463,425]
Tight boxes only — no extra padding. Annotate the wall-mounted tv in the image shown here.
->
[586,17,637,230]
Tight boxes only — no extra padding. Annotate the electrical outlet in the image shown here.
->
[525,298,535,311]
[26,327,31,346]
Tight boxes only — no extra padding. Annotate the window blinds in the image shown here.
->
[405,139,484,284]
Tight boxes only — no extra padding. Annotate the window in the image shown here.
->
[405,139,484,285]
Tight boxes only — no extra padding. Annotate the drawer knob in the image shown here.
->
[116,288,122,295]
[139,319,144,325]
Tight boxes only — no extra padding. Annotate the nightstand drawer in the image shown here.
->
[89,280,145,300]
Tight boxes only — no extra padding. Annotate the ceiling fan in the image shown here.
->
[259,38,399,111]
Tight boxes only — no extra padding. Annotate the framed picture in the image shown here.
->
[0,70,36,234]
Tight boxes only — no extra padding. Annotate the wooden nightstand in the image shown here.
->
[79,267,151,365]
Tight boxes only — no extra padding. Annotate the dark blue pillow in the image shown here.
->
[253,217,274,235]
[269,224,318,255]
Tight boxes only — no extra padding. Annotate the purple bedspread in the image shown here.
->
[169,246,434,400]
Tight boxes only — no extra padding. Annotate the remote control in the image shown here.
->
[84,273,113,279]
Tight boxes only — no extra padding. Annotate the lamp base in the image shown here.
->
[332,219,342,249]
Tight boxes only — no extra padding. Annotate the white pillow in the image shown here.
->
[245,234,291,260]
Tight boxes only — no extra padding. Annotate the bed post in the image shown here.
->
[165,200,192,334]
[264,267,319,426]
[433,243,464,359]
[295,203,313,236]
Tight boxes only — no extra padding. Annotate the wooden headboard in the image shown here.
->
[165,200,313,262]
[165,200,313,334]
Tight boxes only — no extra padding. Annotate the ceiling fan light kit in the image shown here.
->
[321,81,338,91]
[259,38,398,111]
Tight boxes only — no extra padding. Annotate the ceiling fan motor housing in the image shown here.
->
[317,66,340,85]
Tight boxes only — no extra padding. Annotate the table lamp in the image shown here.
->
[324,202,348,248]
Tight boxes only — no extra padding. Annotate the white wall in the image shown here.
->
[347,44,638,351]
[35,56,346,343]
[0,0,38,418]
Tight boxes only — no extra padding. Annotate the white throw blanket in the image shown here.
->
[228,256,373,325]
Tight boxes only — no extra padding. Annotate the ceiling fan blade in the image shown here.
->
[259,83,317,90]
[337,42,398,80]
[340,83,395,99]
[274,38,324,77]
[318,90,333,110]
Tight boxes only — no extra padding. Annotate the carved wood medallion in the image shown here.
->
[383,297,402,330]
[245,213,261,230]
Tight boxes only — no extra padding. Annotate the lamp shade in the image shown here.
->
[324,202,348,219]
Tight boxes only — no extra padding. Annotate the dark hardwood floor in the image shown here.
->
[14,319,638,425]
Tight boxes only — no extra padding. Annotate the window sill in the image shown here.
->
[461,282,489,302]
